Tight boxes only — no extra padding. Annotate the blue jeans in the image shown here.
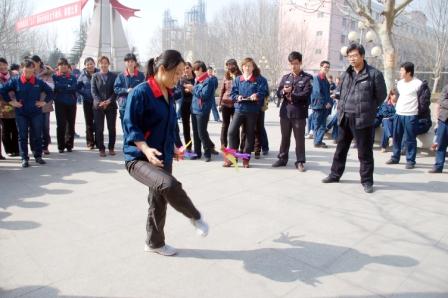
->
[211,98,220,121]
[313,109,329,145]
[326,115,338,140]
[391,115,417,164]
[434,120,448,170]
[307,110,315,133]
[16,113,43,160]
[381,117,394,148]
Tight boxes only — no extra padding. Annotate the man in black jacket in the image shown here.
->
[322,44,387,193]
[272,51,313,172]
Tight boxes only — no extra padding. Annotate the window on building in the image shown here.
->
[341,34,346,44]
[351,20,356,30]
[342,18,347,27]
[317,12,324,18]
[316,31,323,36]
[339,54,344,61]
[315,49,322,54]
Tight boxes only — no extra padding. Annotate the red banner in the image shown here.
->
[16,0,88,31]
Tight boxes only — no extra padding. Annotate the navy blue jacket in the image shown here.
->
[310,74,332,110]
[376,101,396,119]
[123,77,177,170]
[191,73,215,115]
[277,71,313,119]
[77,68,98,102]
[114,70,145,110]
[0,75,53,116]
[53,73,78,105]
[174,76,195,103]
[231,75,269,114]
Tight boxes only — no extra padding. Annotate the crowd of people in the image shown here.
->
[1,44,448,255]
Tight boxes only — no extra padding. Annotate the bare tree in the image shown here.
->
[425,0,448,93]
[342,0,414,91]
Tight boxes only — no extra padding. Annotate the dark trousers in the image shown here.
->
[191,112,214,158]
[16,113,43,160]
[313,109,329,145]
[94,107,117,151]
[381,118,394,148]
[326,115,339,140]
[254,111,269,154]
[126,160,201,248]
[211,98,220,121]
[391,115,417,164]
[42,113,51,150]
[220,105,234,148]
[330,114,375,185]
[278,117,306,163]
[83,101,96,148]
[434,120,448,170]
[29,113,50,151]
[180,100,192,150]
[228,112,258,155]
[1,118,19,154]
[55,102,77,151]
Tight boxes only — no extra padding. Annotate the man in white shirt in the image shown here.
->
[386,62,422,169]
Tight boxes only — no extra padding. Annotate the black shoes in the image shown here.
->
[428,168,442,173]
[272,160,287,167]
[210,149,219,155]
[204,157,211,162]
[295,162,305,172]
[385,159,398,165]
[35,157,46,165]
[405,162,415,169]
[314,142,328,148]
[21,160,29,168]
[362,183,374,193]
[321,176,340,183]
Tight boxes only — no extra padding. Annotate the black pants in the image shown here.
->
[278,117,306,163]
[180,100,192,150]
[83,101,95,148]
[1,118,19,155]
[329,114,375,185]
[126,160,201,249]
[228,112,258,155]
[55,102,77,151]
[191,112,214,158]
[94,107,117,151]
[220,105,234,148]
[254,111,268,154]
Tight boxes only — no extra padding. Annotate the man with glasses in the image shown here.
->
[310,60,332,148]
[322,43,386,193]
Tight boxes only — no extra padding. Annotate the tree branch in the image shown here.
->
[394,0,414,16]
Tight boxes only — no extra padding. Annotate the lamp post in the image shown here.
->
[341,21,382,63]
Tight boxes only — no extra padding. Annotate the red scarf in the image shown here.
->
[125,68,138,77]
[196,72,209,84]
[20,74,36,85]
[0,71,10,84]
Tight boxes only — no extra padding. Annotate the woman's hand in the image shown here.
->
[35,101,46,108]
[142,147,164,168]
[250,93,258,101]
[9,100,23,108]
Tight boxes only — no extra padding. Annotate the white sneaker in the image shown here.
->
[144,244,177,256]
[191,217,209,237]
[305,133,314,139]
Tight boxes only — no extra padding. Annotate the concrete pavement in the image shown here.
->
[1,105,447,298]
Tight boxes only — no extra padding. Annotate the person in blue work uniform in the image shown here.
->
[188,60,217,162]
[77,57,99,150]
[0,59,53,167]
[310,60,332,149]
[114,53,145,128]
[207,66,221,122]
[225,57,269,168]
[53,57,78,153]
[123,50,209,257]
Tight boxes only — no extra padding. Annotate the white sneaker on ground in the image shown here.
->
[144,244,177,256]
[191,217,209,237]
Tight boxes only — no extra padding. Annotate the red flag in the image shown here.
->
[109,0,140,20]
[16,0,89,31]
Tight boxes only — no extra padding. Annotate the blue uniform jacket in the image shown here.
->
[0,75,53,116]
[123,77,177,170]
[53,73,78,105]
[310,74,332,110]
[376,101,396,119]
[77,68,98,102]
[231,75,268,114]
[114,70,145,110]
[191,73,215,115]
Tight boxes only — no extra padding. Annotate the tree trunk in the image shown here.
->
[433,77,440,94]
[378,28,396,92]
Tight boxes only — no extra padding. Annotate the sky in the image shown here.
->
[28,0,222,60]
